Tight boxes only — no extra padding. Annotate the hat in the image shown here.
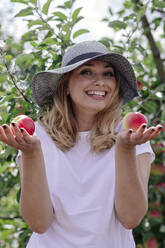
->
[32,40,139,106]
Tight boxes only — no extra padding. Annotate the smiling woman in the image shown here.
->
[0,40,163,248]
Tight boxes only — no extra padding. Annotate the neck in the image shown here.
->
[76,112,95,132]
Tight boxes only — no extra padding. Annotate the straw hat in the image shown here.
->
[32,40,139,106]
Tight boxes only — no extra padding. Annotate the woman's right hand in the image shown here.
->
[0,122,41,155]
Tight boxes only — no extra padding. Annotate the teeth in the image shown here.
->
[86,91,106,96]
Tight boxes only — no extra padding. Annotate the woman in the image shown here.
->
[0,40,162,247]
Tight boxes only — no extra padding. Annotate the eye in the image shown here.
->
[103,71,115,77]
[80,69,92,75]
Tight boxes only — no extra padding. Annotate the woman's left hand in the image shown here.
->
[116,124,163,150]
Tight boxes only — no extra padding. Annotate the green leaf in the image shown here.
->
[0,74,8,83]
[154,1,165,8]
[15,7,33,17]
[102,17,109,22]
[73,29,89,39]
[124,0,133,9]
[72,7,82,23]
[4,55,13,62]
[99,39,111,48]
[42,0,52,15]
[133,62,145,72]
[142,101,158,113]
[64,1,72,8]
[40,37,56,45]
[29,0,37,4]
[3,146,16,160]
[53,11,67,21]
[108,7,113,16]
[11,0,28,4]
[28,20,44,28]
[30,41,38,48]
[15,54,35,66]
[109,20,127,30]
[73,16,84,24]
[22,30,37,41]
[124,13,136,21]
[112,45,125,52]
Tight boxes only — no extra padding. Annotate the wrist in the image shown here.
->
[115,142,136,152]
[22,142,42,158]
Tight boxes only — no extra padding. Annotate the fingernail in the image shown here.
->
[2,124,7,129]
[11,122,15,127]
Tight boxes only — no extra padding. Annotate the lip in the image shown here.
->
[85,89,108,95]
[85,89,108,100]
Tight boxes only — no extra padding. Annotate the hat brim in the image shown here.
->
[32,52,139,107]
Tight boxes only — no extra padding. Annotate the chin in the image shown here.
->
[88,104,107,113]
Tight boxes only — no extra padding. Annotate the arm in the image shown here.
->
[114,124,162,229]
[0,124,54,234]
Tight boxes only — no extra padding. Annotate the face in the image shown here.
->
[67,60,117,118]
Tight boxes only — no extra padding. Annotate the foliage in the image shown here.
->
[0,0,165,247]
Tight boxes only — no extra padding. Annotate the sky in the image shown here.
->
[0,0,123,41]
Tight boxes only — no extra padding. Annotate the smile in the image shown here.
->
[85,90,107,96]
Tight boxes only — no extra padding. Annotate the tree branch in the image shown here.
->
[140,14,165,83]
[0,49,32,104]
[33,2,61,41]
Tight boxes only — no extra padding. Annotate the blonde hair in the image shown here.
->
[39,69,123,153]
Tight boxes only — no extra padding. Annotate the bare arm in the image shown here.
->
[0,123,54,233]
[115,124,162,229]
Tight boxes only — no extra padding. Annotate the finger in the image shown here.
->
[142,126,156,141]
[10,122,25,145]
[0,125,8,143]
[128,129,133,136]
[1,124,19,147]
[137,123,147,134]
[147,125,163,140]
[20,127,34,144]
[125,129,140,145]
[123,129,133,141]
[155,125,163,133]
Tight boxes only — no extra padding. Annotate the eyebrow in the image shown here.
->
[82,62,114,68]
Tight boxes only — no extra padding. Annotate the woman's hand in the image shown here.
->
[116,124,162,150]
[0,122,41,154]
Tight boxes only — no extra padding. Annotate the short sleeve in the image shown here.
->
[136,141,155,163]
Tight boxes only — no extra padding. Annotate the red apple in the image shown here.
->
[122,112,148,132]
[12,114,35,135]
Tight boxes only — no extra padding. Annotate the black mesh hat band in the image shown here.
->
[66,52,102,66]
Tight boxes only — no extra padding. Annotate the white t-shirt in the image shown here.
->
[17,121,155,248]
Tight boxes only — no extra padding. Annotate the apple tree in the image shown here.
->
[0,0,165,247]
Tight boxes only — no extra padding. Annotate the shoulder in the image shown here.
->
[34,121,55,146]
[35,121,48,138]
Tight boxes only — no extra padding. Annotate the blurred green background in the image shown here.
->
[0,0,165,247]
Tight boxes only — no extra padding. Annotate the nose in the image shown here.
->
[93,74,105,86]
